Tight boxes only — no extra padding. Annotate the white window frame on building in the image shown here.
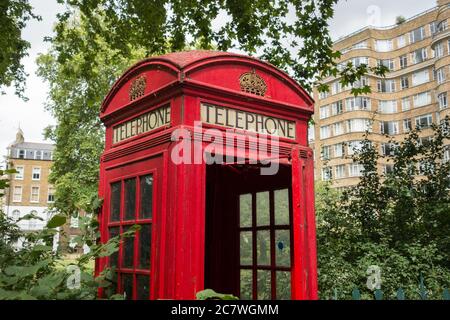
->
[321,167,332,181]
[434,42,444,58]
[438,92,448,109]
[403,119,412,133]
[399,55,408,69]
[349,162,364,177]
[400,76,409,89]
[333,143,345,158]
[377,79,396,93]
[14,166,24,180]
[401,97,411,111]
[413,91,431,108]
[320,105,330,119]
[13,186,23,202]
[17,149,25,159]
[409,26,425,43]
[30,186,40,203]
[436,67,446,84]
[35,150,43,160]
[412,69,430,86]
[48,186,56,203]
[333,122,344,136]
[335,165,346,179]
[32,167,41,181]
[415,114,433,129]
[378,100,398,114]
[375,39,393,52]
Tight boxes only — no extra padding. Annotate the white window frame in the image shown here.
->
[13,186,23,202]
[403,119,412,133]
[14,166,24,180]
[412,69,430,86]
[436,67,446,84]
[47,187,56,203]
[413,91,431,108]
[335,165,346,179]
[32,167,41,181]
[415,114,433,128]
[30,186,40,203]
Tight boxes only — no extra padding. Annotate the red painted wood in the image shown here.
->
[97,50,317,300]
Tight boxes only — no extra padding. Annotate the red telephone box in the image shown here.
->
[97,50,317,300]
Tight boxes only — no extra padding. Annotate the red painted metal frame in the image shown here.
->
[97,50,317,300]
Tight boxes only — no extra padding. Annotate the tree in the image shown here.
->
[0,0,40,99]
[40,0,386,218]
[316,118,450,299]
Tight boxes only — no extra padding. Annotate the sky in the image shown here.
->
[0,0,436,166]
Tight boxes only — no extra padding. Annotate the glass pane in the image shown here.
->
[122,226,135,268]
[257,230,270,266]
[240,269,253,300]
[110,182,121,222]
[274,189,289,225]
[139,224,152,269]
[256,192,270,226]
[276,271,291,300]
[140,175,153,219]
[239,194,252,227]
[136,275,150,300]
[275,229,291,267]
[108,227,120,268]
[124,178,136,220]
[257,270,271,300]
[240,231,252,266]
[121,273,133,300]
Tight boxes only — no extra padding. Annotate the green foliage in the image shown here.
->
[196,289,239,300]
[0,0,40,99]
[316,118,450,300]
[0,172,138,300]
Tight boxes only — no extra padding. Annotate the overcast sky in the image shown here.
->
[0,0,435,166]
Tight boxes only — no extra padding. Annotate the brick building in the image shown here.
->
[310,0,450,188]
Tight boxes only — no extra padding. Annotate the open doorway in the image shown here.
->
[204,162,293,300]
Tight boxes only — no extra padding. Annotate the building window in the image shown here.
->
[375,39,393,52]
[347,119,371,133]
[377,59,394,71]
[335,165,345,179]
[412,69,430,86]
[381,143,397,156]
[413,91,431,108]
[333,122,344,136]
[434,42,444,58]
[320,126,331,139]
[321,146,331,160]
[12,210,21,220]
[319,91,329,99]
[348,141,364,155]
[409,26,425,43]
[400,76,409,89]
[13,186,22,202]
[403,119,412,133]
[32,167,41,180]
[31,186,40,203]
[397,35,406,48]
[438,92,448,109]
[331,100,343,115]
[322,167,332,181]
[411,48,427,64]
[18,149,25,159]
[308,125,315,142]
[444,148,450,163]
[415,114,433,129]
[383,164,394,175]
[334,143,344,158]
[14,166,24,180]
[380,121,399,135]
[399,55,408,69]
[401,97,411,111]
[378,100,397,114]
[319,105,330,119]
[349,163,364,177]
[377,79,396,93]
[48,187,55,203]
[436,20,448,34]
[331,81,342,95]
[346,97,370,111]
[35,150,42,160]
[436,67,446,84]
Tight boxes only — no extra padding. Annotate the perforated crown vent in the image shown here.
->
[129,75,147,101]
[239,69,267,97]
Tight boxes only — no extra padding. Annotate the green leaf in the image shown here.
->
[196,289,239,300]
[46,214,67,228]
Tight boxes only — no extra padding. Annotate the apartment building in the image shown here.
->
[310,0,450,188]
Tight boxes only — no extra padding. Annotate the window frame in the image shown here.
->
[32,167,41,181]
[107,169,157,300]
